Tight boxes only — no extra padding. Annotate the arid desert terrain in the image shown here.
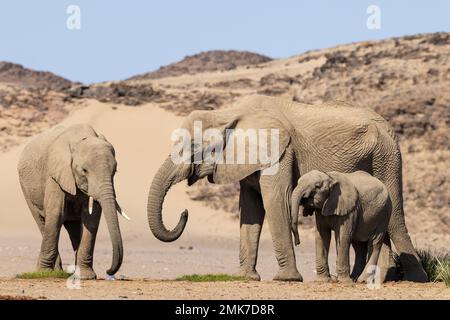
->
[0,32,449,299]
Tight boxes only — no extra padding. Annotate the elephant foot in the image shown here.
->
[37,254,61,271]
[273,268,303,282]
[314,274,332,283]
[397,252,428,283]
[357,272,369,284]
[37,260,56,272]
[236,268,261,281]
[337,275,354,284]
[402,269,428,283]
[78,267,97,280]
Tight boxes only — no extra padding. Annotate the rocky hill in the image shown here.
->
[0,62,76,151]
[128,50,272,80]
[0,61,74,90]
[1,32,449,239]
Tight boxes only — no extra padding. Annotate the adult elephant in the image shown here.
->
[18,124,128,279]
[147,95,427,282]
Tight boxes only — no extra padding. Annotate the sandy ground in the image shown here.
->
[1,278,449,300]
[0,101,447,300]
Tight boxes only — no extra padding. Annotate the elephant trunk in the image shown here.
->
[98,182,123,276]
[147,157,189,242]
[291,183,309,246]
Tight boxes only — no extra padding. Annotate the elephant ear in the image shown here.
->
[48,133,77,196]
[321,172,358,216]
[212,113,291,184]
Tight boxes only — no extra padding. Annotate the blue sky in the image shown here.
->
[0,1,448,83]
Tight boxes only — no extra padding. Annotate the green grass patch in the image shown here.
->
[16,270,71,279]
[176,274,246,282]
[417,248,450,285]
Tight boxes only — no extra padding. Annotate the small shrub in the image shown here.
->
[176,274,246,282]
[16,270,71,279]
[417,248,450,285]
[434,259,450,285]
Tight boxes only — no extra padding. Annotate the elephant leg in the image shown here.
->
[388,224,427,282]
[380,159,427,282]
[237,182,265,281]
[38,180,64,270]
[351,240,367,280]
[335,229,352,283]
[24,197,63,271]
[357,233,384,283]
[259,175,302,282]
[314,226,332,282]
[77,200,101,280]
[377,234,399,281]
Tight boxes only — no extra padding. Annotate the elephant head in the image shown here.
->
[290,170,359,245]
[48,125,125,275]
[147,106,292,242]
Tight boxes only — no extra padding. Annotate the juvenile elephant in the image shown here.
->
[291,170,391,283]
[18,124,128,279]
[147,95,427,282]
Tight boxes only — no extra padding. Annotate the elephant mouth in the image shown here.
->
[77,186,89,196]
[301,195,316,208]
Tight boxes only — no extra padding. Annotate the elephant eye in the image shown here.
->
[82,167,88,174]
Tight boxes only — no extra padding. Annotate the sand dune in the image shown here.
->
[0,100,236,236]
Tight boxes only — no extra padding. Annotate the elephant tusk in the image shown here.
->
[117,209,131,221]
[115,201,131,221]
[88,196,94,215]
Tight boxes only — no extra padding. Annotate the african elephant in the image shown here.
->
[147,95,427,282]
[18,124,128,279]
[291,170,391,283]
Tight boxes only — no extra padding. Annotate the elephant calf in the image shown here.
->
[291,170,391,283]
[18,124,128,279]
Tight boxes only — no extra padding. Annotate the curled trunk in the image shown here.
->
[147,157,189,242]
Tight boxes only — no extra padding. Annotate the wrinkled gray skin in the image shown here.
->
[147,95,427,282]
[18,124,124,279]
[291,170,391,283]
